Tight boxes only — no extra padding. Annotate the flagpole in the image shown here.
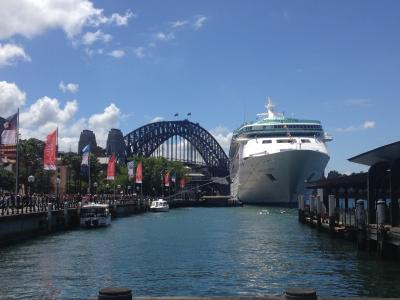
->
[88,147,91,195]
[162,170,164,198]
[56,127,58,158]
[15,108,19,195]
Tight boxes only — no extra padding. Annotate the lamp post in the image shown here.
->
[56,177,61,199]
[93,182,98,195]
[117,184,121,199]
[28,175,35,196]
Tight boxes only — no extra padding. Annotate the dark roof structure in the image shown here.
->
[349,140,400,166]
[308,173,367,189]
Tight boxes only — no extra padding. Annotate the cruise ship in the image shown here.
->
[229,98,332,205]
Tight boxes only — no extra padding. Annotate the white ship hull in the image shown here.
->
[229,98,332,206]
[231,149,329,205]
[80,215,111,227]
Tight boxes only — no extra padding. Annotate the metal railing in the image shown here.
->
[0,194,81,216]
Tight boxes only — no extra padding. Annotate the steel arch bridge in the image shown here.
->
[124,120,229,177]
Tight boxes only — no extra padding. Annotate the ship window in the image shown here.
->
[301,139,311,143]
[262,140,272,144]
[266,174,276,181]
[277,139,294,143]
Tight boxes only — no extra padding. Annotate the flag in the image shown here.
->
[171,172,176,183]
[107,154,116,180]
[174,113,179,117]
[80,144,90,175]
[135,162,143,184]
[179,177,186,189]
[0,113,17,145]
[0,112,18,163]
[43,129,57,170]
[127,161,135,179]
[164,171,170,187]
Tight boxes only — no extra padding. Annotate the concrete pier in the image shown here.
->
[0,194,149,246]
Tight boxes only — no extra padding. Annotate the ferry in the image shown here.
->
[229,98,332,206]
[80,203,111,228]
[150,199,169,212]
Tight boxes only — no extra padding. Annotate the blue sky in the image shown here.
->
[0,0,400,174]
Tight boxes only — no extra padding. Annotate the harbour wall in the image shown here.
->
[0,196,149,246]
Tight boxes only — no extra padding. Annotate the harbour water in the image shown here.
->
[0,206,399,299]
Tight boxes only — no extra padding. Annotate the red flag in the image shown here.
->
[107,154,116,180]
[164,171,170,187]
[43,130,57,170]
[179,177,186,188]
[135,162,143,184]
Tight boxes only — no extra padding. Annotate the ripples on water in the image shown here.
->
[0,206,399,299]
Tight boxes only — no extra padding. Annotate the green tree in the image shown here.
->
[0,167,14,191]
[61,152,104,194]
[327,170,343,179]
[118,156,188,196]
[17,138,54,194]
[61,152,82,193]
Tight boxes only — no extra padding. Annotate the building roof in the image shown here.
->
[348,140,400,166]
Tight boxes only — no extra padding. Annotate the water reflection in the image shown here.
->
[0,206,399,299]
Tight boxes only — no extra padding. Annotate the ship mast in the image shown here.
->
[257,96,276,119]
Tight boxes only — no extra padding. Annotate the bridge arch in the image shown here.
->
[124,120,229,176]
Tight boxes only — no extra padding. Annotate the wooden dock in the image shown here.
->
[298,201,400,258]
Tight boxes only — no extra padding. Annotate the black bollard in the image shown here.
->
[98,287,132,300]
[284,288,317,300]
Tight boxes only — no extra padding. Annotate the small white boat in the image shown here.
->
[150,199,169,212]
[80,203,111,228]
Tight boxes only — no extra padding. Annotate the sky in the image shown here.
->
[0,0,400,174]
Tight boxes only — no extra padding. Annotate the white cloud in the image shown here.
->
[0,43,31,67]
[209,126,232,154]
[171,20,188,28]
[0,2,134,41]
[0,0,108,39]
[0,81,26,116]
[82,30,112,45]
[109,10,135,26]
[18,96,82,152]
[108,49,125,58]
[20,97,78,127]
[18,95,122,151]
[336,121,376,133]
[59,81,79,93]
[88,103,121,146]
[193,15,207,30]
[344,98,372,107]
[363,121,375,129]
[155,32,175,41]
[133,47,146,59]
[151,116,164,123]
